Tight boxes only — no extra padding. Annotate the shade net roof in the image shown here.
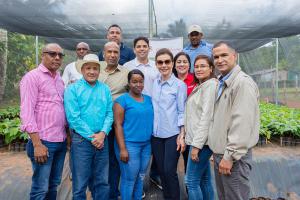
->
[1,0,300,52]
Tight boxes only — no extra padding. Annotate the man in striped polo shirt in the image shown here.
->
[20,43,67,200]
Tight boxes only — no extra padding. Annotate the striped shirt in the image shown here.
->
[20,64,67,142]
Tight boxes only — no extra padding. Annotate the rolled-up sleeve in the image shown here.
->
[20,74,39,134]
[177,82,187,127]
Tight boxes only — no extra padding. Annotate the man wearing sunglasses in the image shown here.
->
[183,24,213,73]
[20,43,67,200]
[62,42,90,87]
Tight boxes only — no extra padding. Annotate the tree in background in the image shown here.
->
[240,35,300,75]
[0,30,7,102]
[4,32,42,101]
[159,18,187,38]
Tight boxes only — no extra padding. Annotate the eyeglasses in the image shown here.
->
[76,48,88,51]
[43,51,65,58]
[156,59,172,65]
[195,64,210,68]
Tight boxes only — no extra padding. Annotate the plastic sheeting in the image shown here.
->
[1,0,300,52]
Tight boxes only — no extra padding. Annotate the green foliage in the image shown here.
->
[159,18,187,38]
[240,35,300,74]
[260,102,300,139]
[4,32,44,99]
[1,103,299,145]
[0,106,19,119]
[0,106,28,144]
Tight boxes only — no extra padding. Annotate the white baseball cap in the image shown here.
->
[188,24,203,35]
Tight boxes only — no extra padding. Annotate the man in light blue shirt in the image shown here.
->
[123,36,159,97]
[64,54,113,200]
[183,24,213,73]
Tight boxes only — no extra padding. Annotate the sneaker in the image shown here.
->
[150,176,163,190]
[142,191,146,199]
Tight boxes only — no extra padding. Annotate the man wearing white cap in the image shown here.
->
[183,24,213,72]
[64,54,113,200]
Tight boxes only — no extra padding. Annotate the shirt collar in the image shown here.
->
[223,65,241,87]
[219,69,233,82]
[81,78,99,87]
[134,58,152,67]
[38,64,59,77]
[120,42,124,49]
[157,73,176,86]
[184,73,194,82]
[104,64,122,74]
[187,40,207,49]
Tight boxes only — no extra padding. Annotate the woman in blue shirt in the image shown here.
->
[151,48,187,200]
[114,69,154,200]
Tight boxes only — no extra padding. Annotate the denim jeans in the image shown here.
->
[185,145,214,200]
[71,132,109,200]
[108,128,120,200]
[26,139,67,200]
[151,135,180,200]
[115,140,151,200]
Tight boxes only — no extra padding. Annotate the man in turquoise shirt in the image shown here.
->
[64,54,113,200]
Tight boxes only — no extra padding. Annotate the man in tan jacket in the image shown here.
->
[208,41,260,200]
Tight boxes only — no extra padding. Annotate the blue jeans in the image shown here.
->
[26,139,67,200]
[108,128,120,200]
[151,135,180,200]
[71,132,109,200]
[115,140,151,200]
[185,145,214,200]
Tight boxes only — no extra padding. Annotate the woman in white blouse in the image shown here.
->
[184,55,217,200]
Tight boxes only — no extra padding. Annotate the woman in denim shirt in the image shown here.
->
[151,48,187,200]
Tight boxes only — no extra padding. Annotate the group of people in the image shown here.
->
[20,23,260,200]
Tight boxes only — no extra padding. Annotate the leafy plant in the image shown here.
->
[0,106,20,119]
[0,106,28,144]
[260,102,300,139]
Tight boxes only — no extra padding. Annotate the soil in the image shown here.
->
[1,144,299,200]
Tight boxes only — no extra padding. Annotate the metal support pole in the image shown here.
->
[0,29,8,102]
[35,36,39,66]
[148,0,153,38]
[275,38,279,105]
[237,53,240,66]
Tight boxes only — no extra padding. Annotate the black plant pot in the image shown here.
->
[0,136,4,148]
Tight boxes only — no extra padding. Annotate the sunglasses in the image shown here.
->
[156,59,172,65]
[43,51,65,58]
[76,48,88,51]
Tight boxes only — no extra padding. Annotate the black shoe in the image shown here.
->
[150,176,163,190]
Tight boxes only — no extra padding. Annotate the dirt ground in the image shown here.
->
[1,144,300,200]
[286,100,300,108]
